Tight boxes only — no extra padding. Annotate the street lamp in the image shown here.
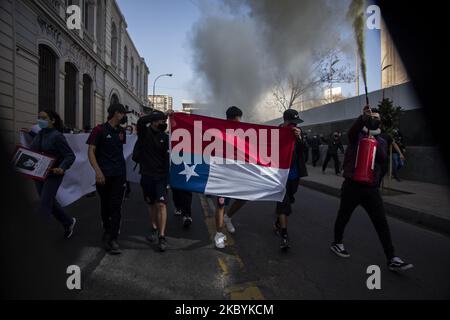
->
[152,73,173,110]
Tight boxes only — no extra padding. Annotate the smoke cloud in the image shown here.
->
[190,0,353,122]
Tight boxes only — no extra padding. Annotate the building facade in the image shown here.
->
[0,0,149,151]
[148,94,173,112]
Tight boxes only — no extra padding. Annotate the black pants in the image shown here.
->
[172,188,192,217]
[303,148,309,164]
[96,175,126,239]
[312,149,320,167]
[334,179,395,260]
[35,175,73,228]
[276,178,300,216]
[322,153,340,174]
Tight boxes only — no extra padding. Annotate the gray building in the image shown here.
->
[0,0,149,151]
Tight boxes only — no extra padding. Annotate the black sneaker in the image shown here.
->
[103,233,112,252]
[388,257,413,272]
[183,216,192,228]
[146,227,159,242]
[158,236,167,252]
[109,238,121,255]
[330,243,350,258]
[280,234,290,250]
[64,218,76,239]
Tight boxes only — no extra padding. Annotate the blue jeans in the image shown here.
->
[35,175,73,228]
[392,153,404,178]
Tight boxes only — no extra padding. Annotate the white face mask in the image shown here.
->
[363,127,381,136]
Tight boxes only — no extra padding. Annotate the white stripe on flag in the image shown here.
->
[204,157,289,202]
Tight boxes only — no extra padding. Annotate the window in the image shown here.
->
[64,62,78,129]
[124,46,128,80]
[38,44,57,112]
[111,22,117,67]
[130,57,134,86]
[136,66,139,94]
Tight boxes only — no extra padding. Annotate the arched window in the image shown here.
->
[130,57,134,86]
[124,46,128,80]
[111,22,117,67]
[111,93,119,105]
[64,62,78,129]
[38,44,57,111]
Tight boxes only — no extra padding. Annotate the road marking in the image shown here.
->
[199,195,265,300]
[226,283,265,300]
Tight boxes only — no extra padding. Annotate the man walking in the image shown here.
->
[322,132,344,175]
[330,107,413,272]
[87,103,130,254]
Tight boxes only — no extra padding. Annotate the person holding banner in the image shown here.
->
[274,109,308,250]
[30,110,76,239]
[330,107,413,272]
[133,110,170,252]
[213,106,247,249]
[87,103,130,255]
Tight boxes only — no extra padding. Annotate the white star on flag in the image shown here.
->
[178,162,199,182]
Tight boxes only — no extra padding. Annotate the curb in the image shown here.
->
[299,179,450,236]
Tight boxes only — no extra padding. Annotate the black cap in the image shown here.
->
[107,103,131,115]
[148,110,167,122]
[283,109,303,124]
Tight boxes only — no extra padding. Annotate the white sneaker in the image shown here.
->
[224,214,235,233]
[174,209,182,216]
[214,232,227,249]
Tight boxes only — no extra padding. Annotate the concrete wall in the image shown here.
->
[265,82,448,185]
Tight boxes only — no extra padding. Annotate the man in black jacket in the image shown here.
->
[322,132,345,175]
[330,107,413,272]
[133,110,170,252]
[274,109,308,250]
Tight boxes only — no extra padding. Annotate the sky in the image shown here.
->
[117,0,382,112]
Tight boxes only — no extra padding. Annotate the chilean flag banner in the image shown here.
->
[169,112,296,201]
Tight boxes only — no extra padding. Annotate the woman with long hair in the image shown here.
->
[29,110,77,238]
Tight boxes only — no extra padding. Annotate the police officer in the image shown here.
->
[87,103,130,255]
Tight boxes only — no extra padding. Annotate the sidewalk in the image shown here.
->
[300,165,450,235]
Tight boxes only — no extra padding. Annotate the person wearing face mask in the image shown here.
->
[86,103,130,255]
[273,109,308,250]
[134,110,170,252]
[322,131,345,175]
[29,110,76,238]
[330,106,413,272]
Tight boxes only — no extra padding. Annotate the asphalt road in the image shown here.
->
[44,183,450,299]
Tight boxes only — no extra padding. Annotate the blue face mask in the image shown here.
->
[38,119,49,129]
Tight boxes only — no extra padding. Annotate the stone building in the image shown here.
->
[0,0,149,151]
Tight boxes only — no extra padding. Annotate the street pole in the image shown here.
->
[152,73,173,110]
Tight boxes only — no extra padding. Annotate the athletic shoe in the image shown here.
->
[158,236,168,252]
[183,216,192,228]
[146,227,159,243]
[174,209,182,216]
[109,239,121,255]
[224,214,235,233]
[214,232,227,249]
[64,218,76,239]
[280,234,290,250]
[330,243,350,258]
[388,257,413,272]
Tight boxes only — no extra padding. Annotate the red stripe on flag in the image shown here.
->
[169,112,295,169]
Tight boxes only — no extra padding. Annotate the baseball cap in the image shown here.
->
[107,103,131,115]
[283,109,303,124]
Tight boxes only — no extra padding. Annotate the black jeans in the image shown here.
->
[312,149,320,167]
[276,178,300,216]
[96,175,126,239]
[334,179,395,260]
[172,188,192,217]
[322,153,340,174]
[35,175,73,228]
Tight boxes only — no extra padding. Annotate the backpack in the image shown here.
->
[132,115,155,164]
